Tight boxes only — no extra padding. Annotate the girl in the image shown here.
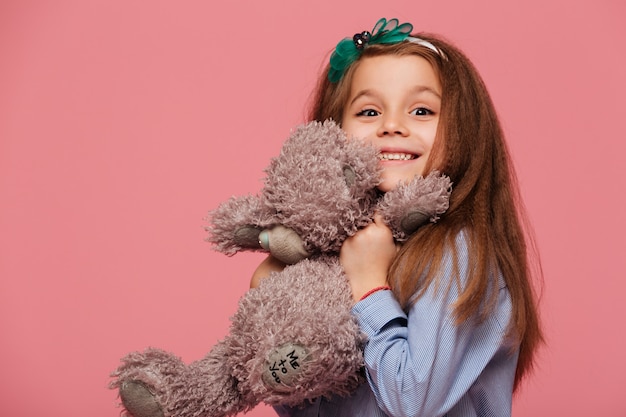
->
[252,18,542,417]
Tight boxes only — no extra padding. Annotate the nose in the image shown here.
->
[377,111,409,137]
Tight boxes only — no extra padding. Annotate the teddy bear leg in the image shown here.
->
[112,341,248,417]
[111,348,186,417]
[119,380,164,417]
[167,338,249,417]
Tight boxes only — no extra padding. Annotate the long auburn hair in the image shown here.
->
[308,34,543,391]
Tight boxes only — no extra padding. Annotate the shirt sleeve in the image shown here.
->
[351,233,513,417]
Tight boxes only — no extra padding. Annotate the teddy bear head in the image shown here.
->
[207,120,383,261]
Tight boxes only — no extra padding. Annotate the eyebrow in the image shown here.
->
[413,85,442,99]
[348,86,442,106]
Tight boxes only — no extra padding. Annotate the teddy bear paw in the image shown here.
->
[233,225,264,249]
[262,343,310,392]
[119,380,165,417]
[399,210,430,235]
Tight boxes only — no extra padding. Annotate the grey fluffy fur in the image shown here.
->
[111,120,452,417]
[209,121,381,255]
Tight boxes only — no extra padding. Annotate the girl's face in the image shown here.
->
[342,55,442,192]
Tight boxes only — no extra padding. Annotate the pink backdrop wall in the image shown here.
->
[1,1,624,416]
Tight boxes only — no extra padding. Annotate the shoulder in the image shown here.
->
[250,255,286,289]
[428,229,507,309]
[440,229,504,284]
[437,229,471,287]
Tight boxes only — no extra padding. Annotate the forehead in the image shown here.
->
[349,54,442,97]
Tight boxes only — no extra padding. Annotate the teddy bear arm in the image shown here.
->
[207,195,277,255]
[111,342,249,417]
[379,171,453,241]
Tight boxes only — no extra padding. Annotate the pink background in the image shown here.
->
[1,1,625,416]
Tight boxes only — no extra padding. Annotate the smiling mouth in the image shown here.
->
[378,152,417,161]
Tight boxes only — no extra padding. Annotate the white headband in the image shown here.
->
[407,36,445,58]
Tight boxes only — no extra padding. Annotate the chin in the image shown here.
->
[377,173,422,193]
[376,179,401,193]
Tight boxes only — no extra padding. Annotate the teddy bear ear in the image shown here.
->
[342,165,357,188]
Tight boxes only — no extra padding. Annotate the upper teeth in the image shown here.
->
[379,153,414,161]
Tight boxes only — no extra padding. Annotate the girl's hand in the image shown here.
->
[340,214,397,302]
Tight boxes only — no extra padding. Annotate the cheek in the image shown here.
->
[424,125,438,148]
[423,137,443,169]
[340,119,357,137]
[342,124,365,142]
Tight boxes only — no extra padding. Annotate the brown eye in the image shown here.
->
[357,109,380,117]
[410,107,434,116]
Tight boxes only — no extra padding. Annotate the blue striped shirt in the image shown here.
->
[275,232,518,417]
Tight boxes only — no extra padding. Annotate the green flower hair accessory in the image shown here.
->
[328,18,413,83]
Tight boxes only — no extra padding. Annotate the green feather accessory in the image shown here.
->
[328,18,414,83]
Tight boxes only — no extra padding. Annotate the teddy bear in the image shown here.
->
[110,120,452,417]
